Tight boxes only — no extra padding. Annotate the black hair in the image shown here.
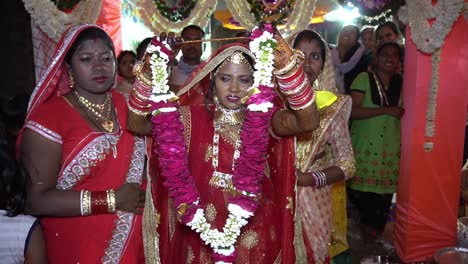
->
[376,41,401,57]
[117,50,137,65]
[0,135,28,217]
[181,25,205,38]
[376,21,400,39]
[136,38,152,60]
[360,27,374,38]
[293,30,326,70]
[64,27,115,64]
[0,93,29,135]
[339,25,361,63]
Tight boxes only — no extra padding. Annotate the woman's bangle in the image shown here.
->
[311,170,327,189]
[91,191,108,215]
[106,189,116,213]
[82,190,91,216]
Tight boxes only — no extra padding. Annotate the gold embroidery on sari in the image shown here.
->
[204,145,213,162]
[180,106,191,153]
[205,203,217,224]
[294,218,307,264]
[169,199,176,240]
[295,96,349,172]
[186,246,194,264]
[240,230,258,249]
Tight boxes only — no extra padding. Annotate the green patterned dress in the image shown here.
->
[347,72,401,194]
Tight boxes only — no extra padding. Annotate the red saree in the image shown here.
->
[20,24,145,264]
[151,105,296,263]
[25,91,145,263]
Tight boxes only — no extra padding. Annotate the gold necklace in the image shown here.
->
[74,90,114,133]
[213,96,245,126]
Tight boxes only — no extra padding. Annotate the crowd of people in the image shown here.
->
[0,19,408,264]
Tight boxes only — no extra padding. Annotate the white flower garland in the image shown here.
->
[186,31,277,262]
[225,0,318,37]
[423,49,441,152]
[147,41,177,113]
[22,0,102,42]
[147,30,277,263]
[399,0,463,151]
[134,0,216,33]
[247,30,277,112]
[398,0,463,54]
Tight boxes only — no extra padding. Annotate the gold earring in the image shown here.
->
[68,75,75,89]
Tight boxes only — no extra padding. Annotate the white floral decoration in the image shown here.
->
[398,0,463,54]
[147,41,177,112]
[186,204,254,262]
[22,0,102,42]
[247,29,277,112]
[398,0,463,151]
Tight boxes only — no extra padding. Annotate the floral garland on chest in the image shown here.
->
[147,26,277,263]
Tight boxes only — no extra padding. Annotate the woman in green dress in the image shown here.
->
[347,42,404,237]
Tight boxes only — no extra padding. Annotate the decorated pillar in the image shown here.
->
[394,1,468,261]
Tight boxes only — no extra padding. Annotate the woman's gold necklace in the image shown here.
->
[74,90,114,132]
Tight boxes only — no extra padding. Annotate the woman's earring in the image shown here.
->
[69,75,75,89]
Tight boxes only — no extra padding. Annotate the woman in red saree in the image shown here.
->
[19,24,146,263]
[127,29,320,263]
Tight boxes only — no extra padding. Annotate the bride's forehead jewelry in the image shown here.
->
[214,52,254,76]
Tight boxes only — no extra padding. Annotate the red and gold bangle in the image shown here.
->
[128,101,150,117]
[278,69,304,87]
[280,77,309,97]
[129,95,150,110]
[276,65,302,82]
[279,74,306,93]
[289,88,316,111]
[91,191,108,215]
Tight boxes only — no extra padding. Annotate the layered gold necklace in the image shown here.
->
[74,90,114,133]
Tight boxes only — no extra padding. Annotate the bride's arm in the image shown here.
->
[270,32,319,136]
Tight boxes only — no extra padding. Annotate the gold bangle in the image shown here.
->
[106,189,116,213]
[132,61,144,76]
[136,73,152,87]
[132,88,151,101]
[82,190,91,216]
[128,103,150,117]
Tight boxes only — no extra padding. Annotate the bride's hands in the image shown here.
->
[272,28,294,70]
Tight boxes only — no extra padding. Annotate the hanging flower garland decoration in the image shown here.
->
[337,0,405,26]
[152,0,197,22]
[148,25,277,263]
[398,0,464,54]
[22,0,102,42]
[398,0,463,151]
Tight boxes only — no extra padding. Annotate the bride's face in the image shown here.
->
[214,59,254,110]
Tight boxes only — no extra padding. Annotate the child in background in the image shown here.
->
[0,131,47,264]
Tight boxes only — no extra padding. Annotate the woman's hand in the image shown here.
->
[384,106,405,119]
[272,29,294,70]
[115,183,145,214]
